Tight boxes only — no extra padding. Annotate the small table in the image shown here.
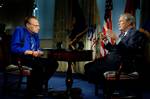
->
[42,48,93,99]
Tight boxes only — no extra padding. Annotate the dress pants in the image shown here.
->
[17,55,58,95]
[84,56,120,83]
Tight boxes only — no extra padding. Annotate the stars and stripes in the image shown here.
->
[100,0,113,57]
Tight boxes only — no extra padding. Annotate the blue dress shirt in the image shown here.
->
[11,26,40,54]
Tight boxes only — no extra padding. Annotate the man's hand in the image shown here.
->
[24,50,44,57]
[24,50,33,55]
[106,29,118,41]
[100,33,108,42]
[32,50,44,57]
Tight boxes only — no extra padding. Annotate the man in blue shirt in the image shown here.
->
[11,16,58,96]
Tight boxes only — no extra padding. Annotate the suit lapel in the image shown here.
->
[121,28,134,42]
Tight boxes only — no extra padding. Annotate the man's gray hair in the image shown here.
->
[121,13,135,25]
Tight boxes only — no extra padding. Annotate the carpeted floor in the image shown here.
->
[1,72,150,99]
[0,72,101,99]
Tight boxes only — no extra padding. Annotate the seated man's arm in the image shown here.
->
[11,27,28,55]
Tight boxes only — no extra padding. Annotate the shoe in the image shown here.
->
[71,87,82,95]
[121,95,136,99]
[35,93,44,97]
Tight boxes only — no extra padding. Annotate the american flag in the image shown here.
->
[89,0,113,58]
[100,0,113,57]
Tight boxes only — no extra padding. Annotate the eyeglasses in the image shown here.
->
[28,22,40,27]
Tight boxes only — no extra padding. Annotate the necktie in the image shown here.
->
[116,33,124,45]
[31,36,35,50]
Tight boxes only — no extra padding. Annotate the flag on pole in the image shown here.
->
[87,0,101,59]
[90,20,101,59]
[89,0,113,58]
[100,0,113,57]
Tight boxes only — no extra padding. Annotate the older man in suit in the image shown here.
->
[84,13,146,83]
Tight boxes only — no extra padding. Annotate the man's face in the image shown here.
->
[118,16,130,32]
[26,18,40,34]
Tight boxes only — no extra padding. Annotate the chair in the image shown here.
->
[3,57,32,95]
[3,55,50,97]
[3,58,51,94]
[102,55,143,99]
[103,65,140,99]
[0,35,30,95]
[1,35,49,96]
[94,65,139,98]
[102,33,148,99]
[93,62,139,97]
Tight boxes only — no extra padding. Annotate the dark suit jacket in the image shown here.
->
[84,28,147,83]
[104,28,146,72]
